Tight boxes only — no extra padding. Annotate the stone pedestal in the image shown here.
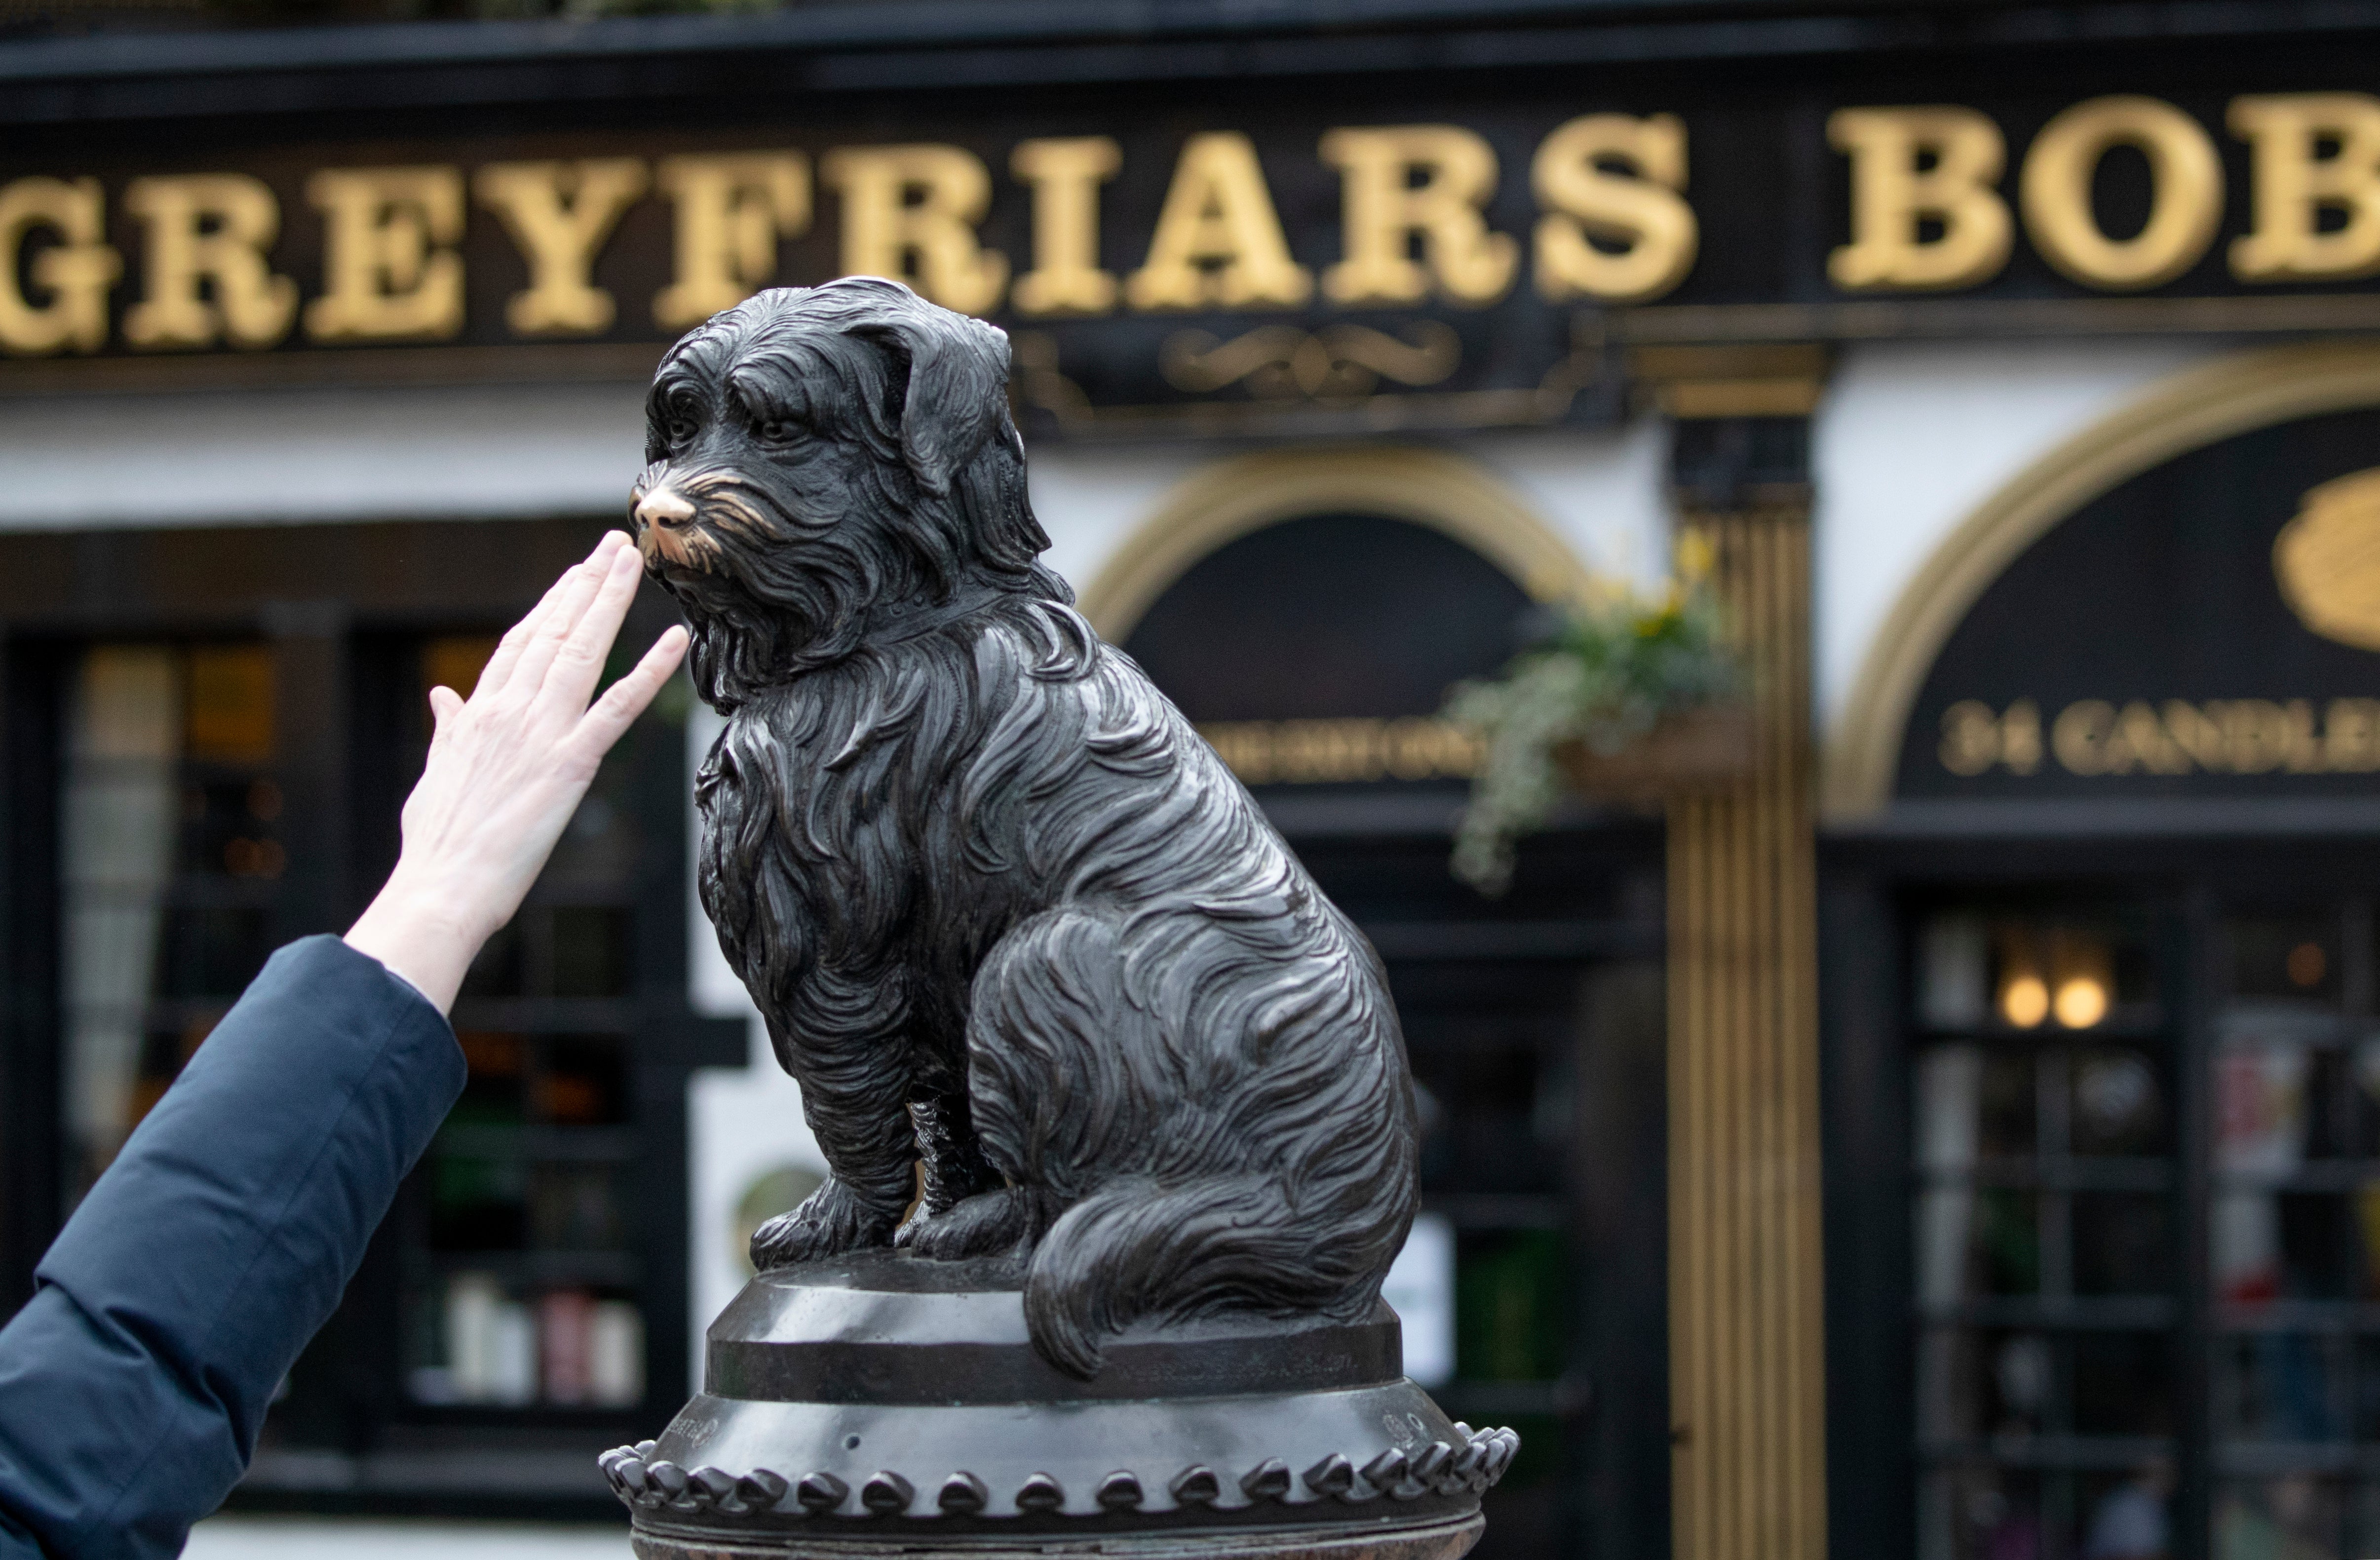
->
[603,1254,1514,1560]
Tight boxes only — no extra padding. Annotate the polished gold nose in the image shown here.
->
[635,488,697,529]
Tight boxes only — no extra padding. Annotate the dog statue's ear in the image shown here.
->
[845,280,1013,500]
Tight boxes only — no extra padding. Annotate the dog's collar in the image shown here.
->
[860,585,1015,648]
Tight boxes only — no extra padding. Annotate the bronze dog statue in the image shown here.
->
[631,278,1416,1378]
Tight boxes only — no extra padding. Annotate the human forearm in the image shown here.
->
[0,938,462,1560]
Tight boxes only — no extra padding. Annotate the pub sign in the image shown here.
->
[12,84,2380,433]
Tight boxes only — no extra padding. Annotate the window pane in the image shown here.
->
[2071,1050,2168,1157]
[2074,1331,2175,1438]
[2221,1332,2348,1443]
[1919,1465,2054,1560]
[2217,1477,2344,1560]
[2074,1193,2174,1296]
[2231,916,2342,1007]
[61,643,282,1209]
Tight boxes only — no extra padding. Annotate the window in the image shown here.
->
[402,634,648,1413]
[2208,903,2380,1560]
[1911,908,2174,1560]
[1908,895,2380,1560]
[0,515,732,1512]
[61,643,284,1211]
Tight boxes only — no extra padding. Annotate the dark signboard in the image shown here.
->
[1122,512,1529,787]
[14,79,2380,431]
[1899,408,2380,800]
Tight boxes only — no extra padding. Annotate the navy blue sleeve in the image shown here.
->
[0,936,465,1560]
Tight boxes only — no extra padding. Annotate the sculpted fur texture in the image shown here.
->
[631,278,1416,1378]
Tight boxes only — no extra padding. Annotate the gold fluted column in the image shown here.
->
[1629,338,1831,1560]
[1666,504,1824,1560]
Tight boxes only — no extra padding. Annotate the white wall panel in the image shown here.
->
[1466,421,1673,593]
[0,381,651,529]
[1026,421,1671,602]
[1811,339,2217,734]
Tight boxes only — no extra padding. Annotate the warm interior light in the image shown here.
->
[2000,974,2050,1029]
[2053,976,2109,1029]
[2288,941,2328,989]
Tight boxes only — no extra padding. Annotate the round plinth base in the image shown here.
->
[604,1254,1516,1552]
[631,1513,1486,1560]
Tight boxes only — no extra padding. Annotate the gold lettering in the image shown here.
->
[2164,700,2228,769]
[2327,698,2380,772]
[2053,700,2114,775]
[122,174,297,351]
[2020,96,2223,290]
[1318,124,1517,307]
[1939,699,2041,776]
[1124,132,1312,311]
[1199,722,1272,784]
[1009,137,1120,316]
[2219,700,2290,774]
[2000,698,2042,775]
[1939,701,2001,776]
[2229,93,2380,282]
[303,166,465,342]
[2110,700,2190,774]
[1827,107,2012,292]
[652,153,809,330]
[1197,717,1477,785]
[2021,698,2380,777]
[822,145,1008,315]
[474,158,648,336]
[1530,113,1697,304]
[2283,699,2326,772]
[0,177,118,355]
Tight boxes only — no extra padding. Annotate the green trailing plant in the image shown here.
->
[1443,549,1738,896]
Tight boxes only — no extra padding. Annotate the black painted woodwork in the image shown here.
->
[1902,408,2380,803]
[1122,513,1535,726]
[0,514,739,1519]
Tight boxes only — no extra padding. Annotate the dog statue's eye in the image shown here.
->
[756,418,801,444]
[664,417,699,450]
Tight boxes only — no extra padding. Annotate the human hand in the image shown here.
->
[345,532,690,1013]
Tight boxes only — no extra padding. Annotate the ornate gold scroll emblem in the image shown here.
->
[2277,468,2380,651]
[1158,320,1459,400]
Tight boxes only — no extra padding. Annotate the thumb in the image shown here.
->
[427,685,465,753]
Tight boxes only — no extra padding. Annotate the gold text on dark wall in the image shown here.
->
[1939,697,2380,778]
[9,90,2380,358]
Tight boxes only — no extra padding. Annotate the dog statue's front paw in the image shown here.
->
[750,1179,898,1269]
[895,1186,1048,1261]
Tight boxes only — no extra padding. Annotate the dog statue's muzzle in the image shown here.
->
[630,472,704,570]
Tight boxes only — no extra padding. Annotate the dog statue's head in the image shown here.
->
[630,277,1057,709]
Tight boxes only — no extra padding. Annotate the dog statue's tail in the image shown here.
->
[1022,1174,1319,1379]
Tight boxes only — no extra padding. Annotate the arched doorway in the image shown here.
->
[1098,451,1673,1560]
[1825,347,2380,1560]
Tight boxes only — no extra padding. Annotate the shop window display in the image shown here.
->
[2207,906,2380,1560]
[56,628,667,1454]
[394,636,651,1416]
[1913,910,2175,1560]
[0,517,723,1511]
[61,643,283,1209]
[1911,900,2380,1560]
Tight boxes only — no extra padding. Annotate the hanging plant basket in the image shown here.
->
[1441,548,1745,896]
[1553,702,1760,802]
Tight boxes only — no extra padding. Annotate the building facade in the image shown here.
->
[4,3,2380,1557]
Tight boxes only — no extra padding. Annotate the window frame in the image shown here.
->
[0,517,740,1517]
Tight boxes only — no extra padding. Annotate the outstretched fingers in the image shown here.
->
[541,541,647,715]
[476,539,610,703]
[506,535,627,708]
[571,625,689,759]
